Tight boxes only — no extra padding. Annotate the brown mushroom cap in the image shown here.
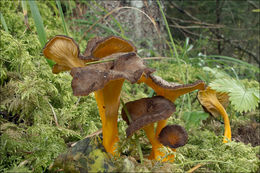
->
[71,52,154,96]
[138,74,205,102]
[158,125,188,148]
[83,36,104,57]
[121,96,176,137]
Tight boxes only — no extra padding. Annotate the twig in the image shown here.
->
[71,129,102,147]
[18,160,29,167]
[187,163,204,173]
[79,6,160,44]
[169,1,259,63]
[210,30,259,63]
[48,102,59,127]
[169,1,199,22]
[247,0,259,8]
[75,97,81,106]
[166,15,224,27]
[169,24,223,29]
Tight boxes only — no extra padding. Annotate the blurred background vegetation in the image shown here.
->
[0,0,259,172]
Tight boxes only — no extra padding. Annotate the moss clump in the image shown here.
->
[173,129,259,172]
[0,2,100,172]
[0,122,67,172]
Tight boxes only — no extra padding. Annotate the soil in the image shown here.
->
[232,121,260,147]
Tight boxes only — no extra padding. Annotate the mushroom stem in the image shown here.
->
[143,124,175,162]
[143,124,162,159]
[94,79,124,154]
[215,101,232,143]
[155,119,168,137]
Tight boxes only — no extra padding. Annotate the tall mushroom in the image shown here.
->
[198,86,231,143]
[71,52,153,154]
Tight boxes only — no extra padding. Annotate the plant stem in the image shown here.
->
[85,58,116,65]
[120,98,144,164]
[56,0,69,36]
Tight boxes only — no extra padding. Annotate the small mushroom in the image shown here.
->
[137,74,205,144]
[198,86,231,143]
[158,125,188,149]
[122,96,178,161]
[121,96,176,137]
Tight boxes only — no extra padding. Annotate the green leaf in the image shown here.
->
[183,111,209,129]
[210,78,259,113]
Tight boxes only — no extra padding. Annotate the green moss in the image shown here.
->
[173,130,259,172]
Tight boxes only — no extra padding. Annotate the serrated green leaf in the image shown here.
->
[210,78,259,113]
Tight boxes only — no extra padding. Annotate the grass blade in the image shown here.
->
[28,0,54,67]
[207,55,259,72]
[56,0,69,35]
[156,0,178,59]
[0,12,9,33]
[21,0,31,31]
[28,0,46,47]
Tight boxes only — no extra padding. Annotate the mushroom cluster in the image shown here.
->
[121,96,188,161]
[43,35,230,162]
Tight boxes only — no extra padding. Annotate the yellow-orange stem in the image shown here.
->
[94,79,124,154]
[155,119,168,137]
[143,124,175,162]
[215,102,232,143]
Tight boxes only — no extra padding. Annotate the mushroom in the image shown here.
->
[43,35,153,155]
[121,96,176,137]
[197,86,231,143]
[121,96,177,161]
[158,124,188,149]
